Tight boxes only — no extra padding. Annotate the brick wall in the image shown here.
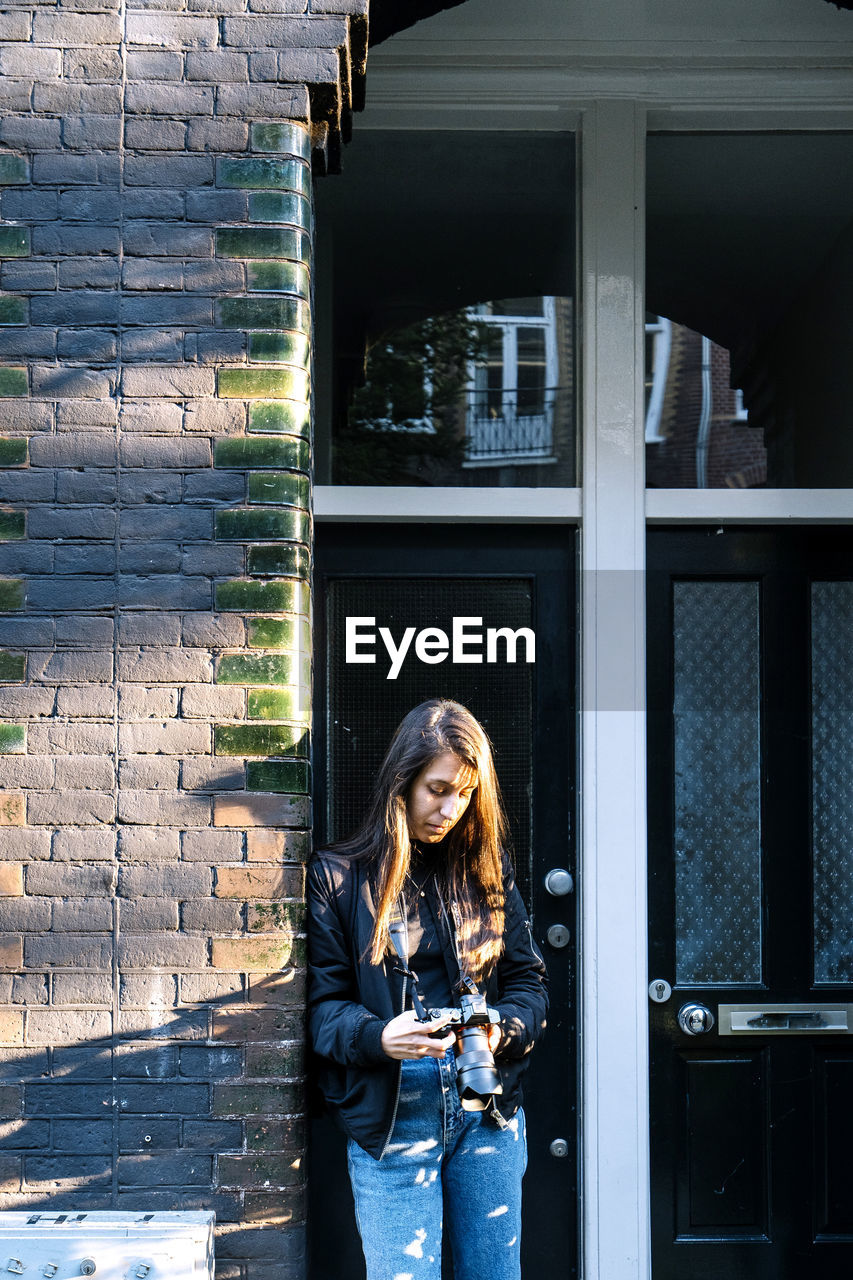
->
[0,2,376,1276]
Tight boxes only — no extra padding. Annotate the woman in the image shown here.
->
[308,698,548,1280]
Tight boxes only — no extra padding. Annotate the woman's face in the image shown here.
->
[406,750,477,844]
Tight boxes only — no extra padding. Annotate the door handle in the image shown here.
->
[677,1002,715,1035]
[544,868,573,896]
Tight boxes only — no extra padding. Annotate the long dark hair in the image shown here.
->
[333,699,508,980]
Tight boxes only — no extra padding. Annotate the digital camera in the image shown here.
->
[423,989,503,1112]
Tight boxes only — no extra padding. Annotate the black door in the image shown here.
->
[648,526,853,1280]
[309,523,577,1279]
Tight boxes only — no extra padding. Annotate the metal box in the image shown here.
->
[0,1211,214,1280]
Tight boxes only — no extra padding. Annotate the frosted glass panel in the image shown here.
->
[812,582,853,984]
[673,581,762,985]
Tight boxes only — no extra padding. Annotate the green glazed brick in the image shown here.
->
[247,687,309,721]
[216,653,297,686]
[216,579,308,613]
[0,724,25,753]
[215,507,307,542]
[0,510,25,541]
[0,580,24,611]
[217,297,310,333]
[248,401,310,438]
[215,435,308,471]
[251,122,311,160]
[228,434,309,473]
[247,616,309,651]
[0,156,29,186]
[217,367,310,403]
[248,330,310,366]
[247,262,310,299]
[248,544,309,579]
[0,368,27,397]
[0,652,25,682]
[249,192,311,229]
[0,439,27,468]
[0,297,26,326]
[247,760,310,794]
[216,227,310,264]
[0,228,29,258]
[214,723,308,757]
[248,471,309,508]
[219,157,310,196]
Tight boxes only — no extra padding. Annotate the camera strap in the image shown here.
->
[437,894,476,998]
[388,900,430,1021]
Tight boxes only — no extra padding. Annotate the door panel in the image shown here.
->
[816,1051,853,1237]
[676,1052,768,1237]
[649,527,853,1280]
[309,524,577,1280]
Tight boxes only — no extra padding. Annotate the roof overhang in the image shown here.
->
[368,0,469,46]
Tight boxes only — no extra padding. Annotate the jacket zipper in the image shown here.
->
[378,893,408,1160]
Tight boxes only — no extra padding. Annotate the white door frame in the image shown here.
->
[314,65,853,1277]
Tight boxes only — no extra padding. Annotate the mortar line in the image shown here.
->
[112,0,128,1207]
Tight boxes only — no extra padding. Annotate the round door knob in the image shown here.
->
[546,924,571,949]
[544,868,574,897]
[677,1003,715,1036]
[80,1263,97,1277]
[549,1138,569,1158]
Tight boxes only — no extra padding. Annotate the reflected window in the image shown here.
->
[644,316,767,489]
[331,296,576,487]
[467,297,560,466]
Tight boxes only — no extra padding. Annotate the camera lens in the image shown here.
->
[454,1025,503,1111]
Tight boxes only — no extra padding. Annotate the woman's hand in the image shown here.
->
[380,1010,456,1060]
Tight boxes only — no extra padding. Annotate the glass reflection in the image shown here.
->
[647,133,853,488]
[645,316,767,489]
[332,297,576,487]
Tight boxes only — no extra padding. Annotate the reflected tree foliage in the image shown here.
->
[333,311,489,486]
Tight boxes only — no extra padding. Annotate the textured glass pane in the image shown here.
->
[673,581,762,985]
[812,582,853,984]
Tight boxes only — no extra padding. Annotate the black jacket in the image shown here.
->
[307,849,549,1159]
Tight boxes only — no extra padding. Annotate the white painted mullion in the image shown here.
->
[579,100,650,1280]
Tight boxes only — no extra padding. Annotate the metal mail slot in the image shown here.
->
[718,1003,853,1035]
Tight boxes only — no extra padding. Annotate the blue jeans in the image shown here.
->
[347,1051,527,1280]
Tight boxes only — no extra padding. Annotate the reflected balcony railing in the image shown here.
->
[464,387,565,465]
